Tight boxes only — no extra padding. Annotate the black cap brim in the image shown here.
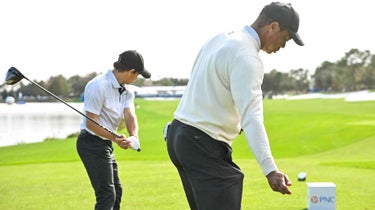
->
[140,69,151,79]
[291,32,304,46]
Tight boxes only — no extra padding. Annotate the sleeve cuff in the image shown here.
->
[260,157,278,176]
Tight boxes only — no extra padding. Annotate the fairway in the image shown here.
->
[0,99,374,210]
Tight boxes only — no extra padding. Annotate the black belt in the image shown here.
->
[80,129,112,145]
[80,129,97,137]
[81,129,89,134]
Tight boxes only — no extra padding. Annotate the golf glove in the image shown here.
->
[163,122,171,141]
[128,136,141,152]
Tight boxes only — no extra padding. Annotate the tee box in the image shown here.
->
[306,182,336,210]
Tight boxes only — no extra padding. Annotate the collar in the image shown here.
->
[244,25,261,48]
[107,70,126,89]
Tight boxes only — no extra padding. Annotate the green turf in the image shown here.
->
[0,99,374,210]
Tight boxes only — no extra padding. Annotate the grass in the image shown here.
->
[0,99,374,210]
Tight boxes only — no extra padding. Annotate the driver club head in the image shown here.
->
[5,67,25,85]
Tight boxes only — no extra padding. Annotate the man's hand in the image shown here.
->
[127,136,141,151]
[114,135,131,150]
[266,170,292,195]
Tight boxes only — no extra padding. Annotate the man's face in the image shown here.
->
[123,69,140,84]
[261,23,291,54]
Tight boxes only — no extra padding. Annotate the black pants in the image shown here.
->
[167,120,244,210]
[77,130,122,210]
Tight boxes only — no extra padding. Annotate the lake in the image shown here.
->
[0,102,84,147]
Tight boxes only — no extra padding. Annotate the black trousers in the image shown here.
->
[167,120,244,210]
[77,130,122,210]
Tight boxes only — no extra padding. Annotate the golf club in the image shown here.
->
[5,67,141,151]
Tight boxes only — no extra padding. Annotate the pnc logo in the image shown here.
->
[311,196,319,204]
[311,195,335,204]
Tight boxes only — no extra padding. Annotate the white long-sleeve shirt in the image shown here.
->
[174,26,278,176]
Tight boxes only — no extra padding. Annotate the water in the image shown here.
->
[0,102,84,147]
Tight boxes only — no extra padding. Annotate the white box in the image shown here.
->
[307,182,336,210]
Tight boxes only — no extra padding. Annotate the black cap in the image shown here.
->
[262,2,304,46]
[114,50,151,78]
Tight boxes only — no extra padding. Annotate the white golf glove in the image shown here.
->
[163,122,171,141]
[127,136,141,152]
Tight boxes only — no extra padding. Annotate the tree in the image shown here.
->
[69,72,97,97]
[47,75,70,98]
[1,89,8,100]
[363,55,375,89]
[133,78,146,87]
[338,49,372,91]
[289,68,310,93]
[313,61,336,91]
[153,78,174,86]
[262,69,285,96]
[19,80,48,97]
[313,49,374,92]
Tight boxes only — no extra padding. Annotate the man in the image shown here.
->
[166,2,304,210]
[77,50,151,210]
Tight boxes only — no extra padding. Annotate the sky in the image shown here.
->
[0,0,374,82]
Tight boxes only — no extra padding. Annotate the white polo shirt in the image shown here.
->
[80,70,135,139]
[174,26,278,175]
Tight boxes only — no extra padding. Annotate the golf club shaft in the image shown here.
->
[22,76,121,138]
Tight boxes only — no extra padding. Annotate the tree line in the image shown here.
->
[1,48,374,102]
[262,48,374,97]
[0,72,189,102]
